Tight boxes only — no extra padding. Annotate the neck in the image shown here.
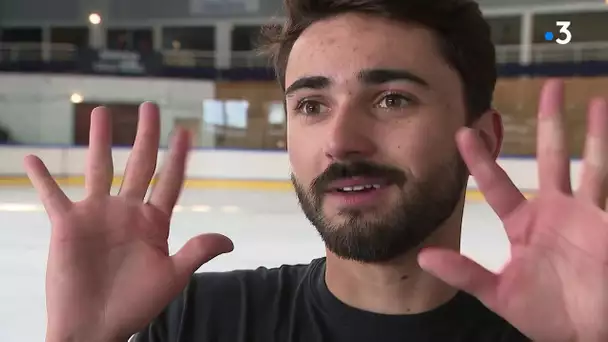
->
[324,201,464,315]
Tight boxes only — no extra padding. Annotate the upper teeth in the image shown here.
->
[340,184,381,192]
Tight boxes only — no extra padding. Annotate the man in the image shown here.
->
[27,0,608,342]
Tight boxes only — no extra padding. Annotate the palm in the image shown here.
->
[497,194,608,341]
[26,104,233,342]
[52,200,180,333]
[57,198,172,258]
[419,80,608,342]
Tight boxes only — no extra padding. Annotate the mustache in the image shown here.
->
[311,161,407,194]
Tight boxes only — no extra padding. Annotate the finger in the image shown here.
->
[537,79,571,194]
[86,107,114,196]
[172,233,234,278]
[148,129,190,215]
[119,103,161,200]
[24,155,71,218]
[576,98,608,207]
[418,248,498,307]
[457,128,526,221]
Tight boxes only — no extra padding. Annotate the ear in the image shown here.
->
[471,109,503,160]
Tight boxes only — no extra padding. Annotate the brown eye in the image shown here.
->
[378,94,412,109]
[298,100,330,115]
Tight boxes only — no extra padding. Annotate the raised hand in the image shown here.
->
[418,79,608,342]
[26,104,234,342]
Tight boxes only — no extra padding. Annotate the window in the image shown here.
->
[107,28,153,53]
[486,16,522,45]
[231,26,262,51]
[225,100,249,129]
[268,102,285,125]
[51,27,89,48]
[203,99,250,128]
[265,102,287,150]
[1,27,43,61]
[203,99,225,127]
[1,27,42,42]
[162,26,215,51]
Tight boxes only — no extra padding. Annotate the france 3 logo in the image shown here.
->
[544,21,572,45]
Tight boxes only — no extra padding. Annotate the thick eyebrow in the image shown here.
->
[284,69,428,97]
[285,76,331,97]
[357,69,429,88]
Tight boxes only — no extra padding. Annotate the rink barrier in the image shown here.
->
[0,146,578,199]
[0,176,294,191]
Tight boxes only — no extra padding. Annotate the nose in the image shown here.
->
[323,106,377,162]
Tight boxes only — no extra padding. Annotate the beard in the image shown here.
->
[292,152,469,263]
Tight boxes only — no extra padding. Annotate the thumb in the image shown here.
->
[418,248,498,305]
[171,233,234,278]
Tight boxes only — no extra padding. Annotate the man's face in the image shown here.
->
[285,13,470,263]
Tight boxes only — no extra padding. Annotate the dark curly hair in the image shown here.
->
[260,0,497,122]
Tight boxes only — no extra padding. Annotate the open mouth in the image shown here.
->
[323,177,393,207]
[334,184,382,193]
[326,177,390,193]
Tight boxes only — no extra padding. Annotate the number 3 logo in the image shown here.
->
[556,21,572,45]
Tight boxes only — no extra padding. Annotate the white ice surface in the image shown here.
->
[0,187,510,342]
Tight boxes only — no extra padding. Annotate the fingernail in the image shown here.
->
[139,101,158,111]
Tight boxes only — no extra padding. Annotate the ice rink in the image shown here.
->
[0,187,511,341]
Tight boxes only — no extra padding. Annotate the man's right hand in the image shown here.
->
[25,103,234,342]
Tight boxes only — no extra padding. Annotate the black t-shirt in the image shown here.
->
[134,258,530,342]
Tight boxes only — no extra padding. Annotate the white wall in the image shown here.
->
[0,74,216,146]
[0,145,584,192]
